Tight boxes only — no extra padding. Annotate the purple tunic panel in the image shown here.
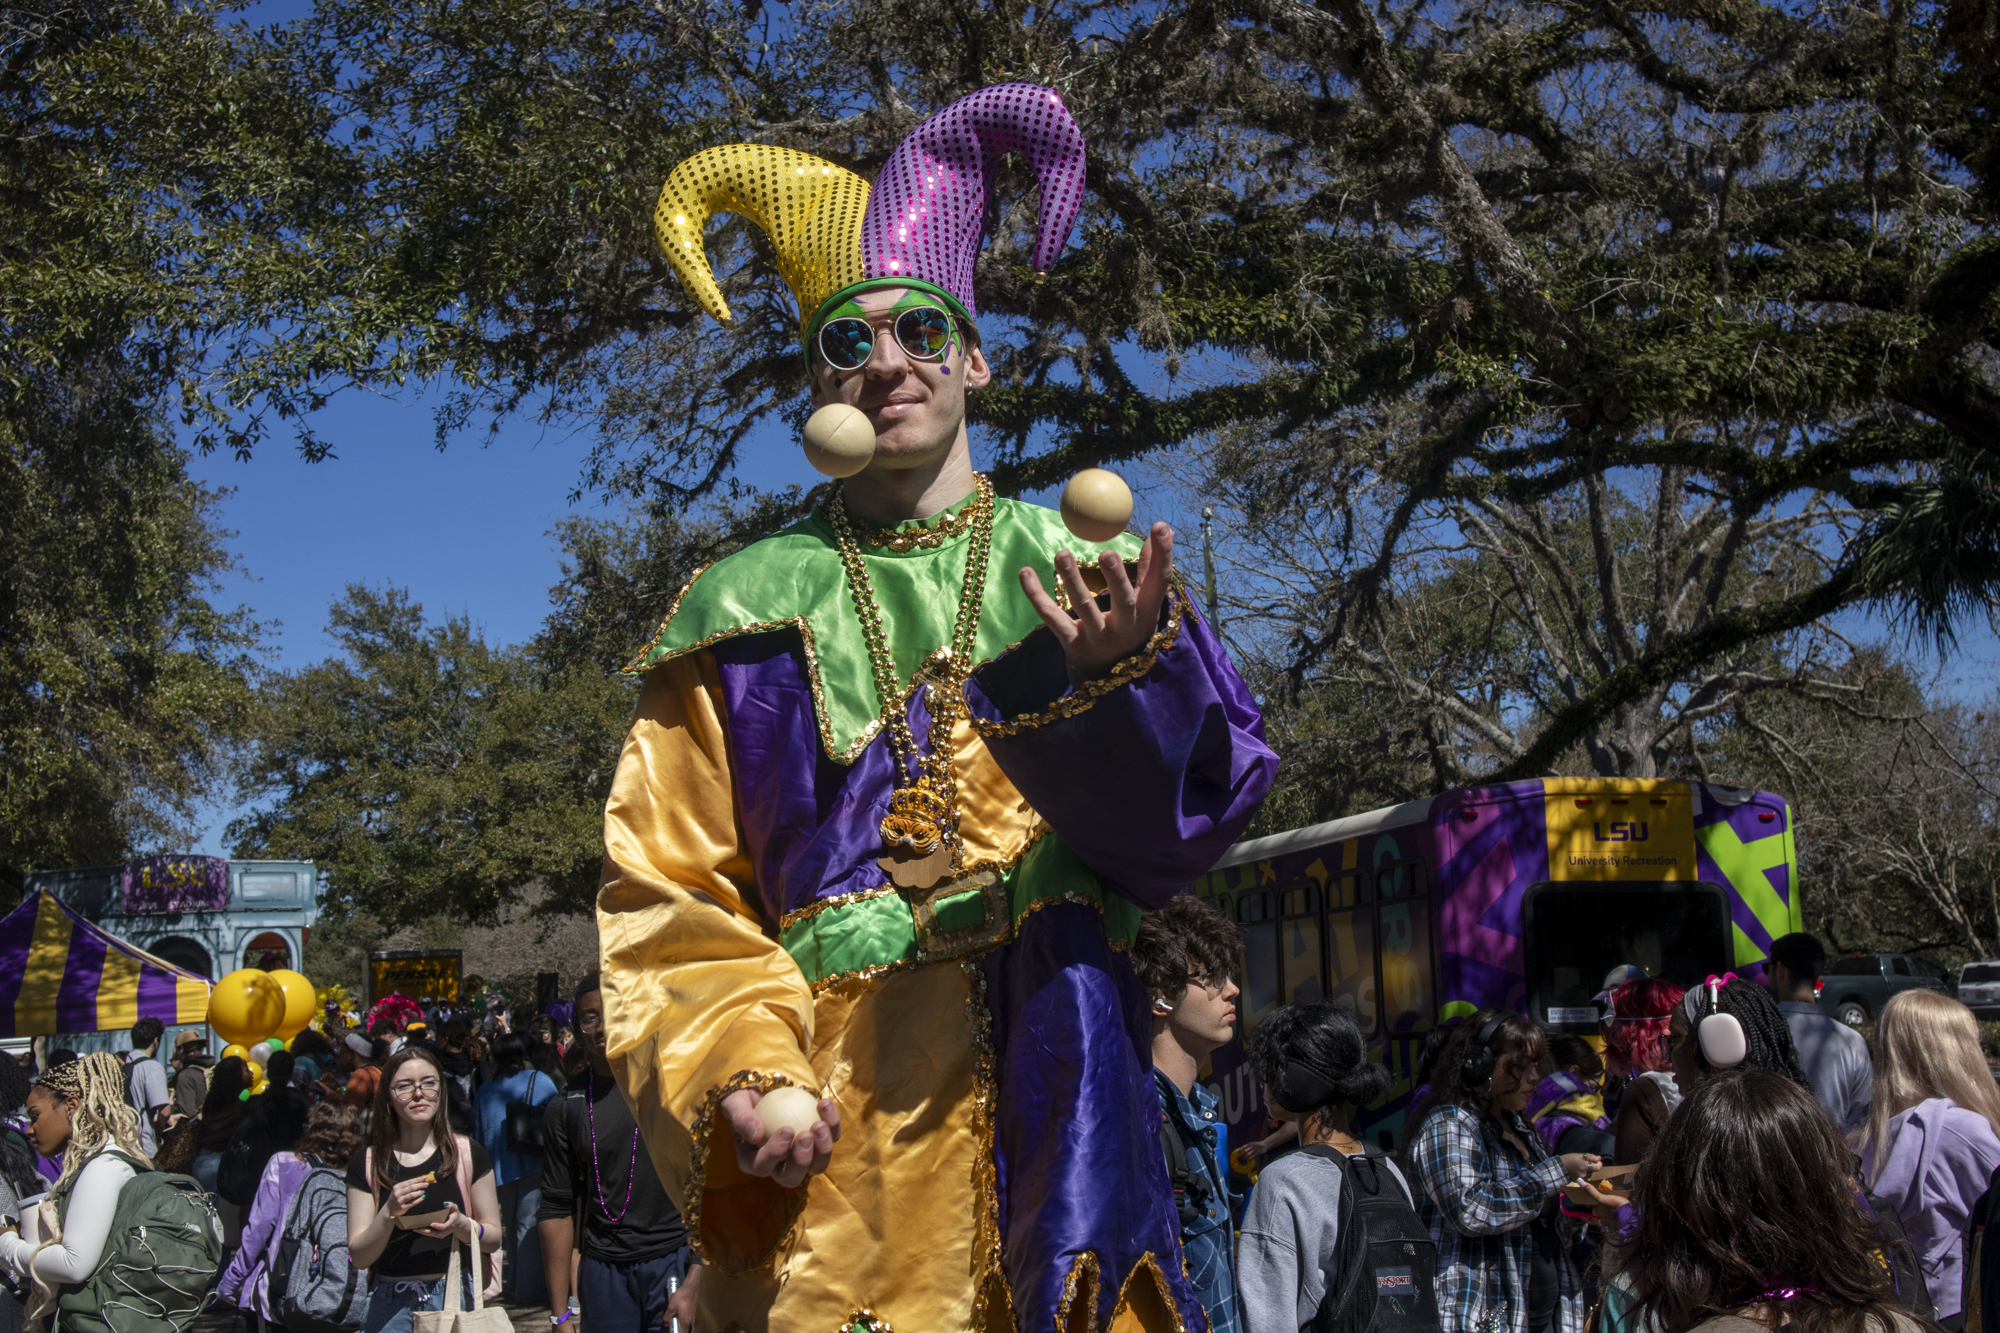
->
[966,600,1278,907]
[711,632,899,919]
[982,901,1209,1332]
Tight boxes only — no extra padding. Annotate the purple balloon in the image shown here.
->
[860,83,1087,318]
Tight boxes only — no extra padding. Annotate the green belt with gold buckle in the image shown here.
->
[777,833,1142,988]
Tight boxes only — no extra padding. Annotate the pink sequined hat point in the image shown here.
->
[856,83,1086,321]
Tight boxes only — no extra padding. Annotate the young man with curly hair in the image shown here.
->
[1132,897,1247,1333]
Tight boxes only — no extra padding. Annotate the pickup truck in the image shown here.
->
[1817,953,1953,1026]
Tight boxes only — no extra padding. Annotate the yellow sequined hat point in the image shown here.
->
[653,145,870,331]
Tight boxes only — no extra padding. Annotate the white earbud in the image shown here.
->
[1697,975,1748,1068]
[1153,1000,1175,1014]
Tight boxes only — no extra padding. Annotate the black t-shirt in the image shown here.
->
[535,1074,686,1263]
[345,1139,493,1278]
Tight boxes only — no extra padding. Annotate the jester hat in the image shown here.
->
[654,83,1087,345]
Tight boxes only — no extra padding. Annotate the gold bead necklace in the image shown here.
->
[826,475,997,870]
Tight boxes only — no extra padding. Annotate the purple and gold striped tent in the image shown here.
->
[0,891,210,1036]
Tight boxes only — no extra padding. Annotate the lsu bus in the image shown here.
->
[1186,777,1800,1154]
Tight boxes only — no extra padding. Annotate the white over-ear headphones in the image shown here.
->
[1697,974,1747,1068]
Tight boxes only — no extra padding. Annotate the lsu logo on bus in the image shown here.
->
[1543,781,1691,880]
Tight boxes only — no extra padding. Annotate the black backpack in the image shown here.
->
[1859,1181,1937,1321]
[1304,1144,1443,1333]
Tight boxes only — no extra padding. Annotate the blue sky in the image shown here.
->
[179,391,814,853]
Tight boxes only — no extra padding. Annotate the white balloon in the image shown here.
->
[246,1043,271,1068]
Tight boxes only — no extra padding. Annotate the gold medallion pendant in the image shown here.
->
[828,480,996,893]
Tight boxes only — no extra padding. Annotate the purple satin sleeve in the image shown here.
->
[965,597,1277,905]
[983,902,1209,1332]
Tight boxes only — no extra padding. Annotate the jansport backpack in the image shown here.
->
[271,1160,368,1333]
[50,1149,223,1333]
[1304,1144,1443,1333]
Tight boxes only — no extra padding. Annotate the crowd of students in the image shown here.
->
[0,973,695,1333]
[1141,901,2000,1333]
[0,916,1989,1333]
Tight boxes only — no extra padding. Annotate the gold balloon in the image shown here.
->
[209,969,286,1047]
[220,1043,250,1065]
[1059,468,1134,543]
[268,969,318,1040]
[802,403,877,478]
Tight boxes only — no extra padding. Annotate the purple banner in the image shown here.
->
[120,856,228,914]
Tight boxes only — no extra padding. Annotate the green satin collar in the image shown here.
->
[622,493,1140,762]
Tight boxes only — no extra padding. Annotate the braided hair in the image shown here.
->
[1677,977,1810,1088]
[35,1051,151,1194]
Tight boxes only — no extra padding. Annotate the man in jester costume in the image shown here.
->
[598,84,1277,1333]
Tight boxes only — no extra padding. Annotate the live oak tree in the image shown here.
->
[297,0,2000,760]
[1192,419,1948,786]
[227,584,632,924]
[1,1,285,883]
[14,0,2000,890]
[0,370,262,888]
[228,500,732,925]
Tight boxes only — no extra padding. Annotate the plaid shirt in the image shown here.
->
[1409,1103,1583,1333]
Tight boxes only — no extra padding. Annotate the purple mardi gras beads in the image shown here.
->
[859,83,1087,318]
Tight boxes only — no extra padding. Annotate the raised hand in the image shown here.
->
[718,1088,841,1189]
[387,1177,427,1218]
[1018,522,1175,684]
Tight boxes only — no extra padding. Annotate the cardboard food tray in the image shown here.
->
[396,1210,451,1231]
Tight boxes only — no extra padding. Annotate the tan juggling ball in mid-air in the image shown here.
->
[1060,468,1134,543]
[755,1084,824,1138]
[803,403,878,478]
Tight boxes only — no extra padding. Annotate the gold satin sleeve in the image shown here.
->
[597,650,820,1273]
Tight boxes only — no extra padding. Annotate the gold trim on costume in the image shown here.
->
[1058,1251,1104,1333]
[1108,1252,1192,1333]
[620,564,887,766]
[777,885,902,930]
[970,593,1186,739]
[685,1069,812,1274]
[835,1308,895,1333]
[808,957,923,996]
[791,823,1085,995]
[1017,892,1112,927]
[964,958,1009,1333]
[844,493,991,551]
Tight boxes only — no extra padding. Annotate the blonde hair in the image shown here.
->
[24,1053,152,1331]
[35,1052,151,1194]
[1859,989,2000,1176]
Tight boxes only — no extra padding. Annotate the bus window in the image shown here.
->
[1522,883,1732,1030]
[1374,860,1433,1034]
[1377,859,1424,900]
[1278,880,1325,1004]
[1325,871,1377,1033]
[1378,898,1433,1034]
[1238,889,1280,1035]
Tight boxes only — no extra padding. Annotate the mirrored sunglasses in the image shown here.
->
[818,306,955,371]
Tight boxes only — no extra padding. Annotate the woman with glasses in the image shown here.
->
[346,1047,502,1333]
